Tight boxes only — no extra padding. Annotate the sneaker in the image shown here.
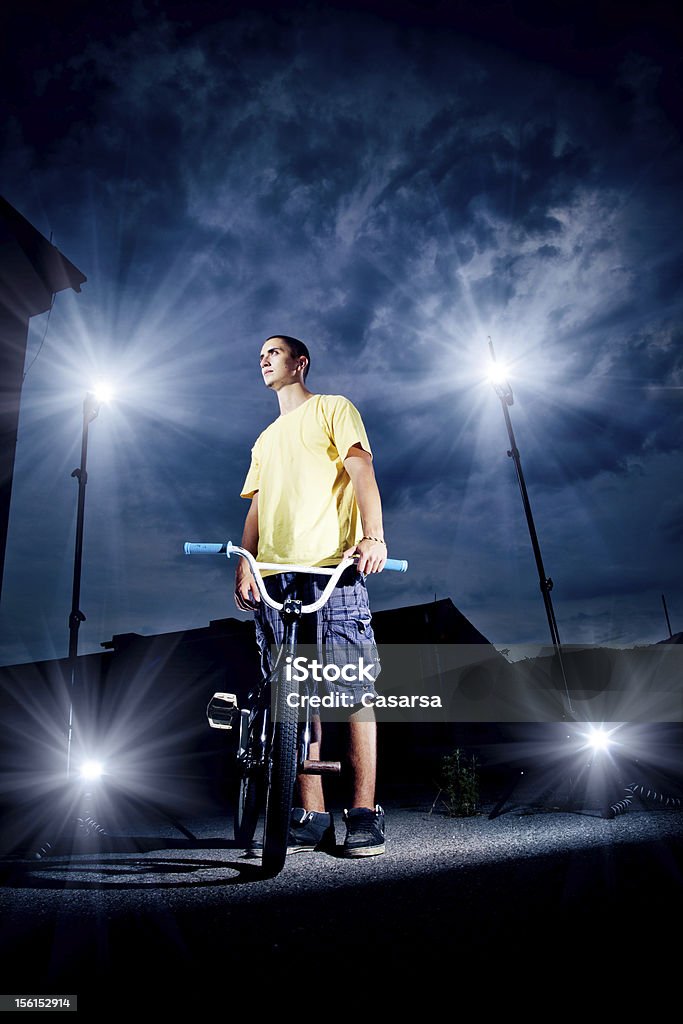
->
[287,808,336,855]
[342,805,385,857]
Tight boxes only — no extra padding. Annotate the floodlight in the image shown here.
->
[79,760,105,781]
[586,727,612,752]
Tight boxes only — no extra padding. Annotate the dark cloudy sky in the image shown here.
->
[1,0,682,666]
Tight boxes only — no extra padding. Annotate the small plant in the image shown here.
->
[434,748,480,817]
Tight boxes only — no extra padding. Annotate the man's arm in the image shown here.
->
[235,492,261,609]
[343,444,387,574]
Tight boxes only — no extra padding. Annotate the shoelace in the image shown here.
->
[293,811,329,828]
[346,814,382,836]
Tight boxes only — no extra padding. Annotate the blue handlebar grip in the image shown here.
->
[184,542,227,555]
[384,558,408,572]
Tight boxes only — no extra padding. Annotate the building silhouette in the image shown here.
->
[0,196,86,604]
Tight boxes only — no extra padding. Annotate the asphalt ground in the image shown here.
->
[1,782,682,1015]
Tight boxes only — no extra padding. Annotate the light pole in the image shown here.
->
[31,389,110,857]
[487,339,573,718]
[66,389,105,779]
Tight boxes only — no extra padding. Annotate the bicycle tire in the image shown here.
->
[262,668,299,875]
[234,765,263,848]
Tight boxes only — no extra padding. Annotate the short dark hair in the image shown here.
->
[266,335,311,381]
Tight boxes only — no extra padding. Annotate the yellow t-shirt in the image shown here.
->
[240,394,372,574]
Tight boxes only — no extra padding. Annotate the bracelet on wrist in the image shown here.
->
[361,536,386,545]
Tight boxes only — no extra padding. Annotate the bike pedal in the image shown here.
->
[301,760,342,775]
[207,692,239,730]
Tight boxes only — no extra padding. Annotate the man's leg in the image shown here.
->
[348,705,376,809]
[343,703,385,857]
[297,715,325,812]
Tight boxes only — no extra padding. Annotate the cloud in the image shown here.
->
[1,4,682,660]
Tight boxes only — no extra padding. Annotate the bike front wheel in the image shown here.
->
[234,765,263,849]
[262,670,299,875]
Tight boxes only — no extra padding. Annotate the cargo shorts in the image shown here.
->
[253,566,381,707]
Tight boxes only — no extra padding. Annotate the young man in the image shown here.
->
[235,335,387,857]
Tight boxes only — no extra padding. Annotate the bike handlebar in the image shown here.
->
[184,541,408,614]
[184,541,407,573]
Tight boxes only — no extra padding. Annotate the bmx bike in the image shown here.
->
[184,541,407,875]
